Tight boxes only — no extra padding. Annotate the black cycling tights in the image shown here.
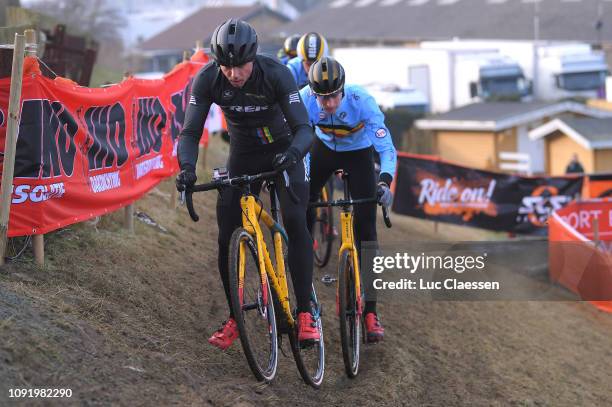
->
[306,138,379,314]
[217,145,313,317]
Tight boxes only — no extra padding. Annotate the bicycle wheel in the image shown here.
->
[288,283,325,388]
[338,250,360,378]
[228,228,278,382]
[313,184,334,268]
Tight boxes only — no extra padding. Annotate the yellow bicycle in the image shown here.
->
[310,170,391,378]
[184,168,325,387]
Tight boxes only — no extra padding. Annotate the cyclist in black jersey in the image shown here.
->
[176,19,318,350]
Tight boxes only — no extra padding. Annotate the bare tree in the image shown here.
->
[27,0,126,69]
[1,0,22,26]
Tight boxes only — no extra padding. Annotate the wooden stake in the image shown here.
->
[124,204,134,234]
[33,234,44,266]
[169,186,178,209]
[0,34,26,266]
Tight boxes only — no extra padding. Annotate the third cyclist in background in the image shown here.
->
[277,34,301,65]
[287,32,329,89]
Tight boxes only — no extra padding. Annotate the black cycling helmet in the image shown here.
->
[283,34,301,58]
[210,19,258,66]
[297,32,328,63]
[308,56,345,96]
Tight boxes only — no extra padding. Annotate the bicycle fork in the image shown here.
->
[337,211,363,317]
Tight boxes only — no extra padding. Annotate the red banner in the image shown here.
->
[549,199,612,312]
[0,52,211,237]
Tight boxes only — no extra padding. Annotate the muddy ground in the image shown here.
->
[1,138,611,406]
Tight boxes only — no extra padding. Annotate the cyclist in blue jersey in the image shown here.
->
[300,57,397,343]
[277,34,300,65]
[286,32,329,89]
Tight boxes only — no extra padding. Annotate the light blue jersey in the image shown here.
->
[286,56,309,89]
[299,84,397,178]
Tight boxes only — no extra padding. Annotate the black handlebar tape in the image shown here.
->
[186,191,199,222]
[382,205,392,228]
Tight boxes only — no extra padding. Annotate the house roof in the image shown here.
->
[415,101,612,132]
[275,0,612,44]
[138,5,290,52]
[529,116,612,150]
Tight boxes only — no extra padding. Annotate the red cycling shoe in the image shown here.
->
[364,313,384,343]
[208,318,239,350]
[297,312,320,342]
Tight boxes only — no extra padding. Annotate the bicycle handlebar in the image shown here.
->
[181,170,298,222]
[309,197,392,228]
[381,205,392,228]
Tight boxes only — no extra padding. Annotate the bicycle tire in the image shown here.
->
[314,184,334,268]
[288,283,325,388]
[228,228,278,382]
[338,250,360,378]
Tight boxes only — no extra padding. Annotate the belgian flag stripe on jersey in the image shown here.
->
[318,122,365,138]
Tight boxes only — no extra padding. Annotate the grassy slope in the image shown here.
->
[0,136,611,406]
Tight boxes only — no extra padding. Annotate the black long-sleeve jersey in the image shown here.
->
[178,55,314,170]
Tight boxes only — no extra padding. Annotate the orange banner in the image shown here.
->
[583,174,612,199]
[0,52,211,237]
[548,199,612,312]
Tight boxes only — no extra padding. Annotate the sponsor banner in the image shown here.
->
[393,153,583,235]
[583,173,612,198]
[553,199,612,242]
[0,53,213,236]
[549,200,612,312]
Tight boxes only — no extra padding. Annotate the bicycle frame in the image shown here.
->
[239,193,295,327]
[183,171,297,328]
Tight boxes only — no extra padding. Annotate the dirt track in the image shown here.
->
[1,146,612,405]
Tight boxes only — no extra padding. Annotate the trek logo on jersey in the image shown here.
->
[226,105,269,113]
[189,95,197,105]
[339,112,347,120]
[318,111,326,120]
[289,92,300,104]
[223,90,234,99]
[376,128,387,138]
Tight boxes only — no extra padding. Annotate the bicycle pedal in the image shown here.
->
[321,275,336,286]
